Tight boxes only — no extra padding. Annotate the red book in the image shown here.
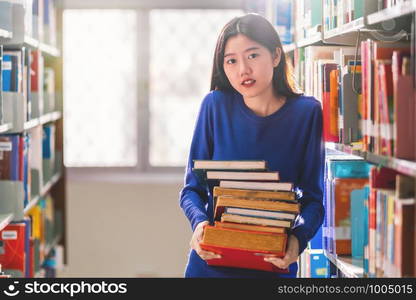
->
[200,225,288,273]
[200,244,289,273]
[0,223,26,277]
[378,61,393,156]
[322,63,338,142]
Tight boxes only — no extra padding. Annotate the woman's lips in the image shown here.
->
[241,79,256,88]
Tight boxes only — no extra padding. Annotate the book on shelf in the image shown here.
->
[392,50,415,160]
[0,222,26,277]
[361,40,410,153]
[219,180,293,192]
[393,174,415,278]
[200,225,288,273]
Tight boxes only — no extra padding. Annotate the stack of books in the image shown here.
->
[193,160,300,272]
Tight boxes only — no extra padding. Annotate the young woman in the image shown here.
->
[179,13,325,278]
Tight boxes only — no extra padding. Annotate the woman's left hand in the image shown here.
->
[263,234,299,269]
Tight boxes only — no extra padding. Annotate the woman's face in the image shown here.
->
[223,34,280,99]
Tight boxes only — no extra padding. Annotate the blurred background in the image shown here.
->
[62,0,245,277]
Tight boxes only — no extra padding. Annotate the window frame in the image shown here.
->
[62,0,245,179]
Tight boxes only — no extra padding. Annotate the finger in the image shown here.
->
[264,257,288,269]
[198,250,221,260]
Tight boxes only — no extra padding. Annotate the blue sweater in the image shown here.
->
[180,90,325,278]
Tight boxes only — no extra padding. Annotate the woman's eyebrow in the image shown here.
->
[224,46,260,57]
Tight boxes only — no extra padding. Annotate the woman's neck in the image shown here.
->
[243,89,286,117]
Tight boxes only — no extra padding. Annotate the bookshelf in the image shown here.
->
[324,251,364,278]
[367,0,416,25]
[0,28,12,39]
[24,172,62,215]
[327,143,416,178]
[0,123,12,133]
[0,213,14,232]
[257,0,416,278]
[0,0,65,278]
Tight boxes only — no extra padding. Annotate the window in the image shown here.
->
[149,9,243,167]
[63,7,243,170]
[63,9,138,167]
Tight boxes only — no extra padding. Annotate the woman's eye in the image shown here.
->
[226,58,236,64]
[248,53,258,59]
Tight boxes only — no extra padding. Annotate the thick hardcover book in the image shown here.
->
[0,223,26,277]
[341,73,362,144]
[214,195,299,220]
[213,186,296,201]
[333,178,369,255]
[200,225,288,273]
[214,221,286,234]
[394,175,415,277]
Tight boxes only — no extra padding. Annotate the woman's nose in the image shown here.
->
[239,59,251,76]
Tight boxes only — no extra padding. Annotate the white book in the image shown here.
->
[219,180,293,192]
[225,207,296,221]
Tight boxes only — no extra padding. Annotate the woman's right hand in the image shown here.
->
[190,220,221,261]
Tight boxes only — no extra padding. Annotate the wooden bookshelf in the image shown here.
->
[0,213,14,232]
[367,0,416,25]
[0,123,12,133]
[324,251,364,278]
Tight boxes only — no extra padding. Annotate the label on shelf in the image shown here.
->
[0,142,12,151]
[2,230,17,240]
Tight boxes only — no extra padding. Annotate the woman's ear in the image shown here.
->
[273,47,282,67]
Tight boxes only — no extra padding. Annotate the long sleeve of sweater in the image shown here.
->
[290,103,325,254]
[179,93,214,231]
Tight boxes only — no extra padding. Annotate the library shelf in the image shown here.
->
[367,0,416,25]
[0,213,14,232]
[40,111,62,125]
[327,143,416,178]
[0,28,12,39]
[283,42,296,53]
[34,234,63,278]
[323,17,365,45]
[39,42,60,57]
[23,118,40,130]
[23,35,40,48]
[297,33,323,48]
[24,172,62,215]
[0,123,12,133]
[324,250,364,278]
[44,234,62,257]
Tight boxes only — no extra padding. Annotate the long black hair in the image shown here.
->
[210,13,302,99]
